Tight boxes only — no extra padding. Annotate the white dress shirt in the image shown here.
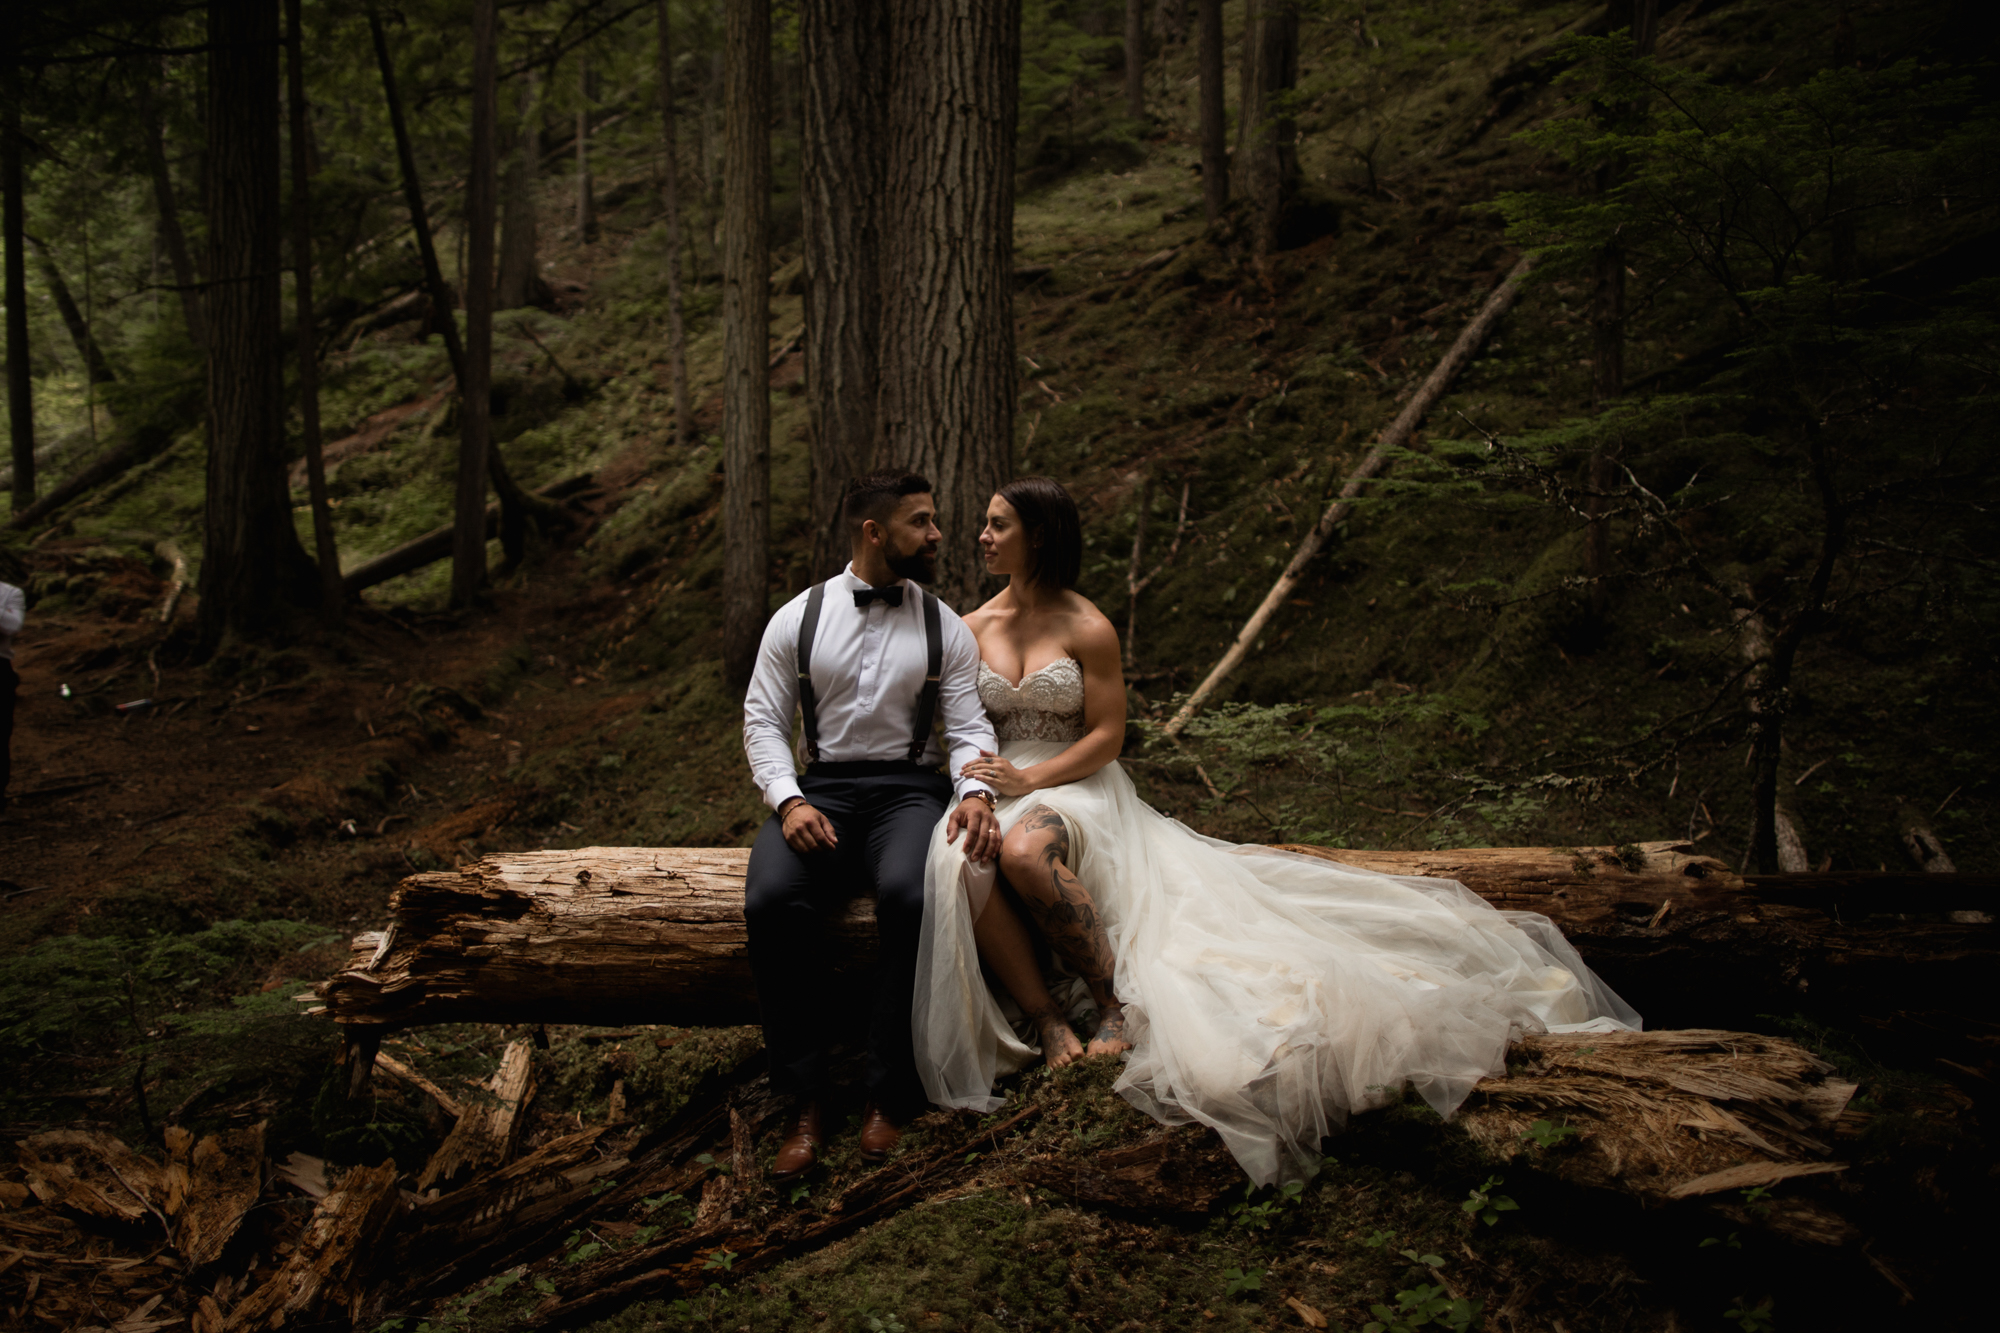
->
[0,582,23,662]
[744,565,997,811]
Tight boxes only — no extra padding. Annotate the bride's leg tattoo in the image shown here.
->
[1010,806,1120,1006]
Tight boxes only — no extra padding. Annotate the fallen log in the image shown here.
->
[340,472,595,596]
[311,842,1998,1039]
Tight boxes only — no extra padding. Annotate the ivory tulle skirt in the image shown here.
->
[914,741,1641,1184]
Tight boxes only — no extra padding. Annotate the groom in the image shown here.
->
[741,469,1001,1179]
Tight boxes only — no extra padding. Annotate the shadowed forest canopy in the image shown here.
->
[1,1,1997,1331]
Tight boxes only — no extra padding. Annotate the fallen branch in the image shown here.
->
[341,472,595,596]
[155,540,189,624]
[1164,254,1538,736]
[7,424,175,532]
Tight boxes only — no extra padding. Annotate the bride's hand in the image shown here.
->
[961,749,1036,798]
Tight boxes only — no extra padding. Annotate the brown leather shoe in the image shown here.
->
[769,1101,822,1181]
[858,1103,901,1162]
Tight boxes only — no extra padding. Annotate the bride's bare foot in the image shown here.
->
[1032,1007,1085,1068]
[1086,1003,1132,1058]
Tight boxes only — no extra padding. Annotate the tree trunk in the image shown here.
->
[287,0,342,625]
[27,240,118,387]
[3,58,32,513]
[198,0,315,654]
[496,72,550,311]
[311,842,2000,1037]
[1583,0,1657,617]
[721,0,772,690]
[368,5,546,564]
[655,1,693,447]
[575,59,597,244]
[453,0,499,606]
[1197,0,1227,224]
[1238,0,1299,253]
[877,0,1021,609]
[1124,0,1145,120]
[139,75,206,350]
[800,0,885,580]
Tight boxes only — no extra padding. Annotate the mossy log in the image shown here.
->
[311,841,1997,1038]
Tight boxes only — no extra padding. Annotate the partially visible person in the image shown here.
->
[0,574,22,817]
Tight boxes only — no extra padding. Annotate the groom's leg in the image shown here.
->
[860,771,952,1112]
[744,777,861,1097]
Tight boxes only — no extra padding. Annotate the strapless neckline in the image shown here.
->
[979,658,1080,691]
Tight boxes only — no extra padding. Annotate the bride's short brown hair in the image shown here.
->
[998,476,1082,589]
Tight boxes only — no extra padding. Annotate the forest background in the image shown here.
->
[1,1,1996,1331]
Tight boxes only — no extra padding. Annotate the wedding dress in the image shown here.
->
[914,657,1640,1185]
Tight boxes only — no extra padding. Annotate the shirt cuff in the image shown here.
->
[763,776,805,811]
[953,779,996,806]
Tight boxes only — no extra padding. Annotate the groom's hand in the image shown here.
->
[779,800,838,853]
[946,796,1001,863]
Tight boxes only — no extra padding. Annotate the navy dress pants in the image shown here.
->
[0,661,16,812]
[744,764,949,1110]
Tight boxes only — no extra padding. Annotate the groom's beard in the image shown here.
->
[885,539,937,584]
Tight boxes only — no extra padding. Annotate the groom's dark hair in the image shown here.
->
[998,476,1082,589]
[844,469,934,535]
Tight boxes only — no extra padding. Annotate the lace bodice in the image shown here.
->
[978,658,1086,743]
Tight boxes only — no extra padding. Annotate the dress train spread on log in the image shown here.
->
[915,658,1640,1185]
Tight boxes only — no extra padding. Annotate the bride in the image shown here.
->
[914,476,1640,1185]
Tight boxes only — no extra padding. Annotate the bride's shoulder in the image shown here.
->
[1061,593,1119,655]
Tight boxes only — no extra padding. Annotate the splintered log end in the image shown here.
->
[172,1122,269,1269]
[1456,1030,1859,1240]
[416,1039,537,1193]
[224,1160,404,1333]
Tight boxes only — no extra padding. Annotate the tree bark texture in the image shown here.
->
[287,0,342,624]
[876,0,1021,609]
[4,59,32,512]
[721,0,772,690]
[453,0,499,606]
[496,72,550,311]
[310,842,2000,1039]
[1196,0,1227,223]
[1238,0,1299,252]
[800,0,885,580]
[27,241,117,390]
[198,0,314,653]
[1124,0,1146,120]
[655,1,694,448]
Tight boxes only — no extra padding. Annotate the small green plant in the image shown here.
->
[1223,1266,1265,1297]
[859,1314,905,1333]
[1739,1184,1776,1216]
[1700,1232,1743,1251]
[1461,1176,1519,1227]
[1400,1247,1445,1267]
[703,1249,737,1271]
[1363,1284,1483,1333]
[1361,1228,1397,1249]
[1518,1119,1578,1150]
[787,1182,811,1205]
[1724,1297,1775,1332]
[632,1225,663,1246]
[1230,1178,1305,1230]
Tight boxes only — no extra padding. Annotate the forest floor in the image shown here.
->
[4,2,1996,1330]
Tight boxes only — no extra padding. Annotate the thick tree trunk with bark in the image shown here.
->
[1197,0,1227,223]
[496,73,550,311]
[453,0,499,606]
[4,59,32,513]
[311,842,2000,1038]
[801,0,885,580]
[198,0,315,653]
[139,76,206,350]
[877,0,1021,609]
[1238,0,1299,253]
[721,0,772,690]
[28,240,118,388]
[655,2,693,447]
[287,0,342,624]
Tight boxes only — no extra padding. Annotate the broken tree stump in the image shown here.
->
[224,1160,404,1332]
[417,1039,536,1192]
[311,842,1998,1038]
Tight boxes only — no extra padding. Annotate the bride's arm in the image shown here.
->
[968,616,1126,795]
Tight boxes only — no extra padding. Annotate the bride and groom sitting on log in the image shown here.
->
[740,469,1639,1187]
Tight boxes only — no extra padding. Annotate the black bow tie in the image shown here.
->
[854,585,905,608]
